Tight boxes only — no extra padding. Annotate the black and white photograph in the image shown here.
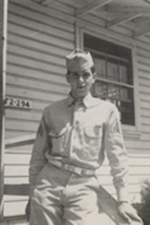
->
[0,1,150,225]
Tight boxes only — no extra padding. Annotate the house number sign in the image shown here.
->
[5,97,32,109]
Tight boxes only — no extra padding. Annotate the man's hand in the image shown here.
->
[118,202,143,224]
[25,200,31,221]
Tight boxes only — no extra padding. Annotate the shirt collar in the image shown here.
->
[66,92,101,108]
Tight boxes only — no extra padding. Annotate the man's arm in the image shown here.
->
[104,104,128,202]
[29,107,51,197]
[104,104,142,224]
[26,108,51,220]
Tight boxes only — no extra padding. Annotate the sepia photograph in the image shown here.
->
[0,0,150,225]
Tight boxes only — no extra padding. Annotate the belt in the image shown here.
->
[48,159,95,176]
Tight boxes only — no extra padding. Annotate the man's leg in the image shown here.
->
[64,174,111,225]
[30,199,63,225]
[29,164,70,225]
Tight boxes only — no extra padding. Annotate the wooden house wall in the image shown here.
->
[4,0,75,219]
[3,0,150,223]
[5,0,75,140]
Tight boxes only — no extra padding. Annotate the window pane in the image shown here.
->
[120,87,133,102]
[120,87,129,100]
[95,57,106,78]
[119,65,128,83]
[120,102,135,125]
[107,59,118,81]
[108,84,119,99]
[93,81,107,98]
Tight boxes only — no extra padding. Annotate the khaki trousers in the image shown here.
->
[29,163,112,225]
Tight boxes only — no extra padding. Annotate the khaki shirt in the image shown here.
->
[29,93,128,201]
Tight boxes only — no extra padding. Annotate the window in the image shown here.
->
[84,33,135,125]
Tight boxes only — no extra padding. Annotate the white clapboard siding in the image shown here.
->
[4,149,31,217]
[8,15,74,42]
[140,100,150,114]
[6,0,74,139]
[5,120,38,133]
[139,92,150,102]
[6,85,67,102]
[9,5,74,33]
[139,84,150,95]
[138,57,150,68]
[125,140,150,150]
[4,0,75,218]
[7,44,66,67]
[137,48,150,60]
[6,110,41,122]
[137,62,150,73]
[7,64,67,85]
[139,81,150,93]
[4,201,28,217]
[137,37,150,137]
[140,134,150,142]
[8,25,74,50]
[133,38,150,144]
[5,131,34,140]
[7,33,71,59]
[97,153,150,203]
[6,75,69,95]
[7,54,67,75]
[4,150,30,183]
[10,0,75,22]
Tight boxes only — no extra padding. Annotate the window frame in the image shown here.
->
[85,44,135,126]
[75,27,141,139]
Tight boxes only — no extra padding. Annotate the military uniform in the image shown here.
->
[28,49,143,225]
[29,92,128,225]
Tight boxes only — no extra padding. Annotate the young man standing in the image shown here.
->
[28,49,142,225]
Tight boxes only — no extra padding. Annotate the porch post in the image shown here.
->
[0,0,8,220]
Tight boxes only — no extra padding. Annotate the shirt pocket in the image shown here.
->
[83,125,103,158]
[48,126,68,153]
[84,125,102,138]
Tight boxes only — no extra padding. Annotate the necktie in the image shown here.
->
[73,99,85,146]
[74,99,84,111]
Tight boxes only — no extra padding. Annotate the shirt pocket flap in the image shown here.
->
[49,127,67,138]
[85,125,102,138]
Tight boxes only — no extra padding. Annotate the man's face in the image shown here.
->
[66,68,96,99]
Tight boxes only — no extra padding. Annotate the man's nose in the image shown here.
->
[78,75,84,83]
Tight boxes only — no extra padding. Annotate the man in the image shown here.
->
[28,49,142,225]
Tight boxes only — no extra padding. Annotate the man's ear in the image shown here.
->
[65,73,70,83]
[92,72,97,82]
